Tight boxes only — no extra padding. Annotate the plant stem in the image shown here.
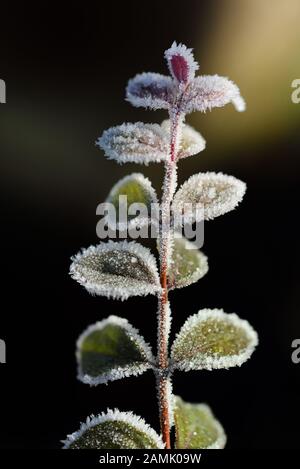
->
[157,112,183,449]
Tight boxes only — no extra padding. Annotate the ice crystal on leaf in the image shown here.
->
[70,241,161,300]
[125,42,245,115]
[174,396,226,449]
[164,42,199,84]
[157,235,208,290]
[126,72,175,110]
[77,316,154,385]
[62,409,164,449]
[161,120,206,159]
[172,172,246,223]
[180,75,246,114]
[105,173,158,230]
[171,309,258,371]
[96,122,169,165]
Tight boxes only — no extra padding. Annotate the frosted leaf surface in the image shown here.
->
[126,43,246,116]
[172,172,246,223]
[161,120,206,159]
[174,396,226,449]
[70,241,161,300]
[77,316,154,385]
[105,173,158,229]
[126,72,175,110]
[171,309,258,371]
[62,409,164,449]
[164,41,199,84]
[96,122,168,165]
[157,235,208,290]
[180,75,246,114]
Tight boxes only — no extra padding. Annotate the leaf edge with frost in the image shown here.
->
[77,315,155,386]
[70,240,162,300]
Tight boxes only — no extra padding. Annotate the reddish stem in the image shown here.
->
[157,112,182,449]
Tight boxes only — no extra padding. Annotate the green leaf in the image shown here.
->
[77,316,154,385]
[174,396,226,449]
[172,172,246,223]
[171,309,258,371]
[167,236,208,289]
[105,173,158,229]
[70,241,161,300]
[63,410,164,449]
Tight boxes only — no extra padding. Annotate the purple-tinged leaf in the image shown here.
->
[164,42,199,84]
[126,72,175,110]
[180,75,246,114]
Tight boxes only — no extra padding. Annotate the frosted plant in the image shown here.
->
[64,42,258,450]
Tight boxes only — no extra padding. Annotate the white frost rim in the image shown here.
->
[173,172,247,223]
[171,308,258,371]
[164,41,199,83]
[174,397,226,449]
[126,72,174,111]
[96,122,168,164]
[70,240,162,300]
[168,235,209,290]
[196,403,227,449]
[77,315,155,385]
[105,173,159,230]
[62,409,165,449]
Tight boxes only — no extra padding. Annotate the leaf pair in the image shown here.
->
[96,120,206,165]
[62,397,225,449]
[76,310,258,386]
[70,237,208,300]
[103,170,246,232]
[126,42,245,114]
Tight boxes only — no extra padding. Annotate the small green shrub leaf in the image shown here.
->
[166,236,208,289]
[105,173,158,229]
[172,172,246,223]
[171,309,258,371]
[77,316,154,385]
[70,241,161,300]
[63,410,164,449]
[174,396,226,449]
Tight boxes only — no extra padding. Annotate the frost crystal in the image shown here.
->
[166,235,208,290]
[174,396,226,449]
[96,122,169,165]
[171,309,258,371]
[105,173,158,230]
[126,43,245,116]
[180,75,246,114]
[160,120,206,159]
[172,172,246,223]
[77,316,155,385]
[70,241,161,300]
[126,72,175,110]
[62,409,164,449]
[164,42,199,84]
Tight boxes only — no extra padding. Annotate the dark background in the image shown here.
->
[1,0,300,449]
